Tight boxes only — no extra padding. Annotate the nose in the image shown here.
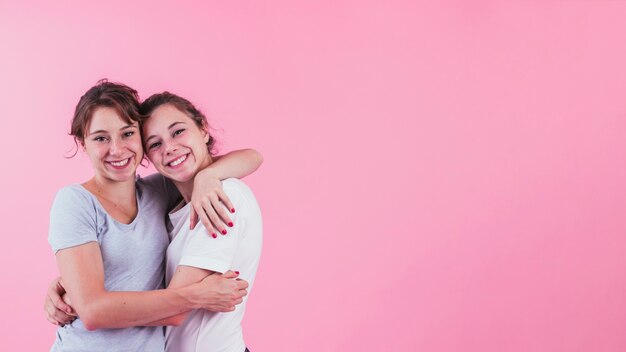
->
[164,140,179,155]
[109,138,124,156]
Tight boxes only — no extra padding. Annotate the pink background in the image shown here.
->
[2,1,626,351]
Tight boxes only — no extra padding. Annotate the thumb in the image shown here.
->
[190,209,198,229]
[221,270,240,279]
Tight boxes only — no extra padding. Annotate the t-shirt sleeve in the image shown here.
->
[48,187,98,253]
[178,182,251,274]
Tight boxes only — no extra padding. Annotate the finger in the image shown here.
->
[189,208,198,229]
[192,201,217,237]
[45,301,57,320]
[200,210,218,238]
[46,315,60,326]
[199,198,222,235]
[215,189,235,223]
[54,311,75,325]
[236,279,249,290]
[52,293,72,314]
[47,283,63,303]
[221,270,239,279]
[233,297,243,306]
[61,315,76,325]
[202,197,228,235]
[217,189,236,214]
[191,201,209,231]
[46,303,74,325]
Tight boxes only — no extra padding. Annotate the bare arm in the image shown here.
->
[144,266,221,326]
[55,242,247,330]
[190,148,263,231]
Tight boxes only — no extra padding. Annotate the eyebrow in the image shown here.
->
[87,124,137,137]
[144,121,186,144]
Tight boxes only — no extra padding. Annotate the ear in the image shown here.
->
[201,126,209,144]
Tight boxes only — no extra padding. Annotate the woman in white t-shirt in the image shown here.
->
[139,92,263,352]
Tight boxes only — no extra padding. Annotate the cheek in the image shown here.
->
[84,145,104,159]
[130,136,143,149]
[145,150,164,169]
[145,150,156,162]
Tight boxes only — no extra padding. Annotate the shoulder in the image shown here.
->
[49,185,100,252]
[136,173,168,192]
[222,178,255,200]
[52,184,94,209]
[222,178,261,217]
[137,173,179,205]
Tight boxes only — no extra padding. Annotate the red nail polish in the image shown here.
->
[231,208,236,213]
[235,271,239,275]
[221,229,227,235]
[212,233,217,238]
[228,222,233,227]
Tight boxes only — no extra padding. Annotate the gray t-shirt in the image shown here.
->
[48,174,179,352]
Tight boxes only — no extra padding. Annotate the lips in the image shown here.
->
[107,157,132,169]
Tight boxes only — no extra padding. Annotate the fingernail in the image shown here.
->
[212,233,217,238]
[228,222,233,227]
[235,271,240,275]
[231,208,235,213]
[221,229,227,235]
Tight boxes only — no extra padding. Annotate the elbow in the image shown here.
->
[83,321,99,332]
[81,315,100,331]
[252,150,264,170]
[79,309,101,331]
[74,304,106,331]
[168,314,187,327]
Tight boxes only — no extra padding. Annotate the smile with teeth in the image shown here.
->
[169,154,188,167]
[108,158,130,167]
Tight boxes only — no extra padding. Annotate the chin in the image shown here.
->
[166,172,194,184]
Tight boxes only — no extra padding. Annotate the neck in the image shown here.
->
[89,174,137,202]
[83,173,138,224]
[175,155,213,203]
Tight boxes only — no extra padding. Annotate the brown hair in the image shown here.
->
[69,79,142,156]
[139,92,216,155]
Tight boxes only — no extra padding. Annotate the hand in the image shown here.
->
[44,277,77,327]
[190,174,235,236]
[187,270,249,312]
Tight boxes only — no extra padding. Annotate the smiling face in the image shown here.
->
[83,107,143,183]
[142,104,212,196]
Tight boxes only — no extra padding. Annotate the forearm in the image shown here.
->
[142,266,220,327]
[142,312,188,327]
[202,149,263,180]
[78,286,197,330]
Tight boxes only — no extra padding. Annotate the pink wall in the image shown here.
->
[2,1,626,350]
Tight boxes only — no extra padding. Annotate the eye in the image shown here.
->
[148,141,162,150]
[173,129,185,137]
[93,136,109,143]
[123,131,135,138]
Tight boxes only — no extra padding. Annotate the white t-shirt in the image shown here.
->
[165,178,263,352]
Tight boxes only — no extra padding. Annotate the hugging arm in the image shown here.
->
[144,266,226,326]
[51,242,247,330]
[190,148,263,232]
